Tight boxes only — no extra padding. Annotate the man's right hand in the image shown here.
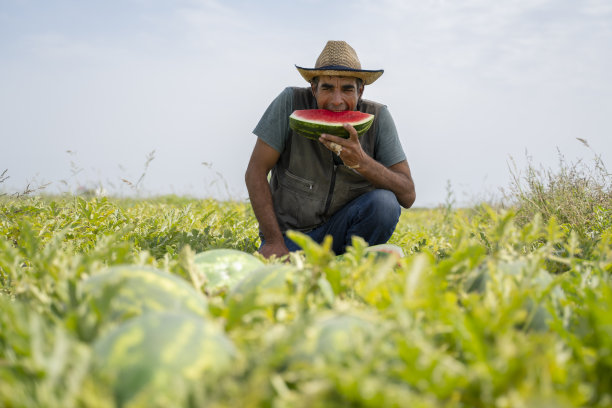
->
[258,241,290,259]
[246,138,289,260]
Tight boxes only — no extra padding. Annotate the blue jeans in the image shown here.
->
[262,189,401,255]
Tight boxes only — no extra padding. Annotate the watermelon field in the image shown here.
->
[1,159,611,407]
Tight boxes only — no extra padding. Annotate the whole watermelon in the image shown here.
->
[462,260,563,331]
[296,312,377,363]
[225,264,296,329]
[80,265,207,339]
[365,243,404,258]
[193,249,264,294]
[92,311,236,407]
[364,243,405,264]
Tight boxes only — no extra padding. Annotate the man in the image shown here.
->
[245,40,415,258]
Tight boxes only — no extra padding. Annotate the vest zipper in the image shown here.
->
[323,164,338,215]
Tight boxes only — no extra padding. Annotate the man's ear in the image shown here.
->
[358,83,364,99]
[311,81,317,96]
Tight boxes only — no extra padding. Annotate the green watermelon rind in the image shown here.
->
[365,244,405,258]
[81,265,208,331]
[289,312,379,366]
[225,265,296,328]
[193,249,264,293]
[312,313,376,356]
[289,111,374,139]
[92,311,236,406]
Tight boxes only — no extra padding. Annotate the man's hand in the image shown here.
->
[319,123,365,169]
[245,138,291,259]
[319,123,416,208]
[258,241,290,259]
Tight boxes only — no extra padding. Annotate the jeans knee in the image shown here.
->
[364,189,401,226]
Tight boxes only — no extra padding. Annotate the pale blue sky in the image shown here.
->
[1,0,611,206]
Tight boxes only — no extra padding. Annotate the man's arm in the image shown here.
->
[357,159,415,208]
[244,138,289,258]
[320,124,416,208]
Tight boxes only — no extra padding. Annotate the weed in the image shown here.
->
[121,150,156,193]
[504,140,611,242]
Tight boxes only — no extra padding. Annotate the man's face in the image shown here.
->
[311,76,364,111]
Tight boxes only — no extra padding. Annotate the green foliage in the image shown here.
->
[0,193,611,407]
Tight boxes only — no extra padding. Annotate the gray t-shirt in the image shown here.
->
[253,87,406,167]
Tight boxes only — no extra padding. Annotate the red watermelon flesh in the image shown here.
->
[289,109,374,139]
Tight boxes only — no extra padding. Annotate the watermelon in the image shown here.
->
[92,311,236,406]
[337,243,405,263]
[311,314,376,359]
[193,249,264,294]
[365,244,405,260]
[80,265,207,338]
[290,313,377,365]
[289,109,374,140]
[462,260,563,331]
[225,265,296,328]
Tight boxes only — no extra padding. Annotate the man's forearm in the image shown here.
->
[319,128,415,209]
[357,158,416,208]
[245,171,284,244]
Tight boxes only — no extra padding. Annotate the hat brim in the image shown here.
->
[296,65,383,85]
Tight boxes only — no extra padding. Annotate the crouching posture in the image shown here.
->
[245,40,416,258]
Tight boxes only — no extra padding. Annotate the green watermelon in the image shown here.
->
[80,265,207,338]
[193,249,264,294]
[289,109,374,140]
[92,312,235,407]
[462,260,563,331]
[365,244,405,260]
[225,265,296,328]
[337,243,405,263]
[312,314,376,358]
[291,313,377,365]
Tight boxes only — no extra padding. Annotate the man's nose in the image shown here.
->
[330,90,343,107]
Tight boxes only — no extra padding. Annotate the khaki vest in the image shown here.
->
[269,87,383,232]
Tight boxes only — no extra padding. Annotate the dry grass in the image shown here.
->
[0,169,50,198]
[504,139,611,239]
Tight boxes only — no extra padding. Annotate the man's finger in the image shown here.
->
[343,123,358,141]
[319,134,344,146]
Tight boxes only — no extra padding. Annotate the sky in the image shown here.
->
[1,0,611,207]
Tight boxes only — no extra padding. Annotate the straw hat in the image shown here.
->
[296,40,383,85]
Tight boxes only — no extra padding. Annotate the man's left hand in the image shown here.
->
[319,124,366,169]
[319,123,416,209]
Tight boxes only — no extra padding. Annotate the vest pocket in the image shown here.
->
[275,170,325,230]
[282,169,316,195]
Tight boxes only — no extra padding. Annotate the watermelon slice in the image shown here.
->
[289,109,374,140]
[365,244,405,258]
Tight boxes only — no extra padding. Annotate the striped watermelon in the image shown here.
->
[92,312,236,406]
[299,313,376,361]
[289,109,374,140]
[462,260,560,331]
[80,265,207,338]
[225,265,296,329]
[336,243,405,264]
[193,249,264,294]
